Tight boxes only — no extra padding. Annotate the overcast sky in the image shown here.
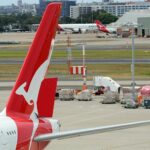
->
[0,0,144,6]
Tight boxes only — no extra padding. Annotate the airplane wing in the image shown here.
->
[34,120,150,142]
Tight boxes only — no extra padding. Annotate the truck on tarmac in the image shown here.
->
[93,76,123,103]
[93,76,121,93]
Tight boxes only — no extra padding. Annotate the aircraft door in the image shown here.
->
[142,29,145,37]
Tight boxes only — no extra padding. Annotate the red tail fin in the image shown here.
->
[95,20,102,25]
[6,3,61,118]
[57,24,64,31]
[95,20,109,33]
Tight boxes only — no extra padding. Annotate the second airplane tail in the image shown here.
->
[95,20,109,33]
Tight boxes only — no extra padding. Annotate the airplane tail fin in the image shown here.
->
[6,3,61,118]
[95,20,109,33]
[95,20,102,25]
[95,20,105,28]
[57,24,64,31]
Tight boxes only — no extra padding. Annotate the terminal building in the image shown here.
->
[102,1,150,16]
[70,1,150,19]
[138,17,150,37]
[70,4,101,19]
[109,9,150,37]
[113,9,150,27]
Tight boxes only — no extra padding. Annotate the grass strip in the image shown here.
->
[0,64,149,81]
[0,49,150,59]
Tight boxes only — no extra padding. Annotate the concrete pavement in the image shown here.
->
[1,80,150,90]
[0,90,150,150]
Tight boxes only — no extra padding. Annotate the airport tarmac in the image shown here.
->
[1,32,150,149]
[1,89,150,150]
[1,80,150,90]
[1,32,150,50]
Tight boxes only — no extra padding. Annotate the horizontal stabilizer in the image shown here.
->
[37,78,57,117]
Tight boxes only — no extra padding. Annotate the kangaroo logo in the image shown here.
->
[16,60,49,115]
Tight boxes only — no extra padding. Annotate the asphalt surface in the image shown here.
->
[48,100,150,150]
[1,33,150,149]
[0,80,150,91]
[1,32,150,51]
[1,89,150,150]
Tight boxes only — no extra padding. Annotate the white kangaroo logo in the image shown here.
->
[15,39,54,150]
[16,60,49,115]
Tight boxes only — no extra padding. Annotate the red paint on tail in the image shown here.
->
[95,20,109,33]
[37,78,57,117]
[6,3,61,119]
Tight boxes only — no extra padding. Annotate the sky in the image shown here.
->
[0,0,144,6]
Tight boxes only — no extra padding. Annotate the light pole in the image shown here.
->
[131,27,136,102]
[82,44,87,90]
[76,43,87,90]
[67,33,72,74]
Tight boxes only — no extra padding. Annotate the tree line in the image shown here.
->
[61,10,118,24]
[0,13,41,32]
[0,10,118,32]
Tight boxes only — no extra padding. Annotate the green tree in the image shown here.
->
[60,16,76,24]
[0,13,41,32]
[75,10,118,24]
